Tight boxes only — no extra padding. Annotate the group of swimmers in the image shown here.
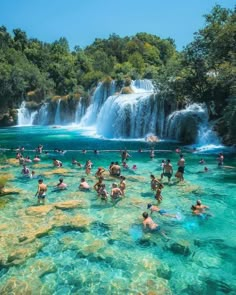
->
[12,144,217,235]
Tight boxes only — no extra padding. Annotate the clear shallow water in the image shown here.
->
[0,126,236,294]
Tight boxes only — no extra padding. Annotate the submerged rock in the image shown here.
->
[0,276,43,295]
[5,240,43,266]
[27,258,57,278]
[168,240,191,256]
[54,200,84,210]
[43,168,69,175]
[25,205,54,216]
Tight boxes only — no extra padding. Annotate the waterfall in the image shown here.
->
[75,100,86,124]
[96,92,162,138]
[17,101,37,126]
[131,79,154,93]
[79,79,165,139]
[80,81,116,126]
[54,99,61,125]
[165,103,219,144]
[37,103,49,125]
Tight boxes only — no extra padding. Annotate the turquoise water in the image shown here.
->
[0,126,236,294]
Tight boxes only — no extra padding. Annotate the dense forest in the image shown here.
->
[0,5,235,144]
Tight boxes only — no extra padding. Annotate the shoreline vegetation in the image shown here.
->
[0,5,235,145]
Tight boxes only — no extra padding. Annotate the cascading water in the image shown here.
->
[165,103,220,144]
[80,81,116,126]
[16,81,220,144]
[94,80,165,139]
[96,93,160,138]
[54,99,61,125]
[17,101,37,126]
[131,79,154,93]
[37,103,49,125]
[75,100,86,124]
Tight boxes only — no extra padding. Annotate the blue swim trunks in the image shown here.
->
[152,226,161,232]
[159,209,167,215]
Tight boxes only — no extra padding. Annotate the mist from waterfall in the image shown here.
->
[197,121,220,146]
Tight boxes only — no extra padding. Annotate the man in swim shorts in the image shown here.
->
[35,179,47,205]
[177,154,185,181]
[161,159,173,184]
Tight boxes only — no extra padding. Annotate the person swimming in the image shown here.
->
[147,204,177,218]
[142,212,168,238]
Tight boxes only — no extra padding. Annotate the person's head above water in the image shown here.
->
[147,204,152,209]
[142,212,149,219]
[196,200,202,205]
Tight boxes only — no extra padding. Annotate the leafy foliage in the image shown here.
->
[0,4,235,143]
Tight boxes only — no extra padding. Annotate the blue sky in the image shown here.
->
[0,0,235,51]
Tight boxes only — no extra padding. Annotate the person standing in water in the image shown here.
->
[121,149,131,163]
[217,153,224,167]
[150,147,155,159]
[155,183,164,203]
[176,154,185,181]
[119,176,126,196]
[150,174,161,191]
[35,179,47,205]
[161,159,173,184]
